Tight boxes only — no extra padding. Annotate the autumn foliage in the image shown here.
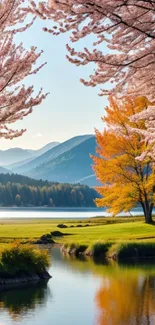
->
[92,96,155,223]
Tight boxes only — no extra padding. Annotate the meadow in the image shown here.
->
[0,216,154,245]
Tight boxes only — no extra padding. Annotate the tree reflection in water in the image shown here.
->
[61,252,155,325]
[0,280,51,321]
[95,272,155,325]
[61,251,155,324]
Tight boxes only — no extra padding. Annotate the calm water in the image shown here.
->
[0,206,154,219]
[0,248,155,324]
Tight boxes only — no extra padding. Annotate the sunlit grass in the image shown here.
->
[59,220,155,245]
[0,217,154,246]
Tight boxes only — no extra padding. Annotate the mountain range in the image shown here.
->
[2,135,99,187]
[0,142,59,166]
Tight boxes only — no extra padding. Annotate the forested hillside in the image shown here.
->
[0,174,98,207]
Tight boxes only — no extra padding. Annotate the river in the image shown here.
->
[0,247,155,325]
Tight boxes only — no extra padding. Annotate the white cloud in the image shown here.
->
[32,132,43,139]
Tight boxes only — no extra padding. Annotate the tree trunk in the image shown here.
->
[142,202,153,224]
[145,210,153,224]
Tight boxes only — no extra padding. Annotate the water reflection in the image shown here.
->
[61,252,155,325]
[96,274,155,325]
[0,248,155,325]
[0,280,51,321]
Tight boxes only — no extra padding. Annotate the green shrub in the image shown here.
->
[88,241,113,260]
[61,243,74,254]
[0,243,50,276]
[109,242,155,260]
[50,231,64,237]
[61,243,88,256]
[39,234,54,243]
[57,224,68,228]
[75,245,88,256]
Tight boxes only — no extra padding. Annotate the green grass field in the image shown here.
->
[0,216,154,245]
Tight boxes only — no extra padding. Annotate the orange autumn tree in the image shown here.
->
[92,96,155,224]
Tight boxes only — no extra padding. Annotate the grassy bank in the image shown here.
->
[0,216,155,261]
[62,240,155,261]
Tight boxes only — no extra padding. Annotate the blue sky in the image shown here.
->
[1,17,107,150]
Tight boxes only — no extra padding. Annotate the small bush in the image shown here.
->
[109,242,155,260]
[41,234,51,240]
[75,245,88,256]
[35,234,55,244]
[57,224,68,229]
[50,231,64,237]
[88,241,113,260]
[61,243,88,256]
[61,243,73,254]
[0,243,50,276]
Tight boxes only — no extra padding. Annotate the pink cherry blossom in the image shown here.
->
[0,0,47,139]
[32,0,155,97]
[33,0,155,154]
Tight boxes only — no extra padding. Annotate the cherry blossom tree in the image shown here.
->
[0,0,47,139]
[32,0,155,99]
[32,0,155,152]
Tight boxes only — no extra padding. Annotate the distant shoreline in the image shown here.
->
[0,206,148,218]
[0,206,103,210]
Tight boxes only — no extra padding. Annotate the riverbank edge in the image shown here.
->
[0,270,51,287]
[61,241,155,261]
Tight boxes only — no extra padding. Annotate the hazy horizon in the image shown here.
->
[0,133,95,151]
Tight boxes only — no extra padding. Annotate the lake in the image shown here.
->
[0,247,155,325]
[0,206,154,219]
